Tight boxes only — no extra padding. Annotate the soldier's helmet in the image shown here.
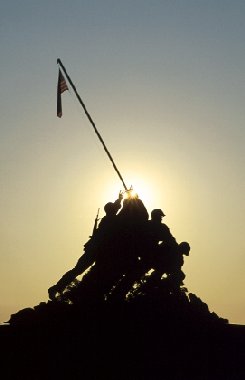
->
[178,241,190,256]
[104,202,116,215]
[151,209,165,219]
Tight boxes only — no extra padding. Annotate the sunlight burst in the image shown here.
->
[124,177,153,206]
[101,174,158,215]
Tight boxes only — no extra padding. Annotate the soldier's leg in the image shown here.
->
[48,250,96,300]
[108,261,149,301]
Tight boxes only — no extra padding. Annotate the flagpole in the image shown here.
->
[57,58,128,192]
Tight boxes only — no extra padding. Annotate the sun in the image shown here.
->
[123,177,153,207]
[101,173,159,215]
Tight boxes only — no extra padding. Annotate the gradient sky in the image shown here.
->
[1,1,244,324]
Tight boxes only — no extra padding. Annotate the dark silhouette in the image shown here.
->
[107,208,182,301]
[117,193,149,222]
[48,191,123,300]
[3,189,245,380]
[142,210,190,292]
[58,192,149,304]
[148,208,176,244]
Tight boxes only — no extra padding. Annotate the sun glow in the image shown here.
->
[123,188,138,199]
[101,173,161,216]
[124,177,153,208]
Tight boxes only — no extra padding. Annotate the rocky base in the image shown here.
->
[1,290,244,379]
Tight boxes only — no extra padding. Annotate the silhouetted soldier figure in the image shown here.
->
[98,191,123,232]
[115,194,149,275]
[148,209,177,248]
[116,193,149,264]
[67,194,150,303]
[106,199,151,300]
[137,208,178,272]
[92,194,149,298]
[168,241,190,287]
[145,209,191,293]
[48,192,123,301]
[109,208,184,299]
[117,194,149,223]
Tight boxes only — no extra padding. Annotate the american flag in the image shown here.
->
[57,69,68,118]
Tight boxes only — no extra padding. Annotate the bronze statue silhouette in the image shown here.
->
[58,193,150,304]
[7,189,236,380]
[48,192,123,301]
[107,208,188,301]
[48,193,191,306]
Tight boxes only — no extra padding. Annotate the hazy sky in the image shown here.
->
[1,1,244,324]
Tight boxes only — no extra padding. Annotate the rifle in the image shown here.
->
[92,208,100,236]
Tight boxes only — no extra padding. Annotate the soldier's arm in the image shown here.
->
[113,191,123,213]
[161,224,178,246]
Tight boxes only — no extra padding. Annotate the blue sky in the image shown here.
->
[0,1,245,324]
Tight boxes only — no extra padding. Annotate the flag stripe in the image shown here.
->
[57,69,68,118]
[60,81,68,93]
